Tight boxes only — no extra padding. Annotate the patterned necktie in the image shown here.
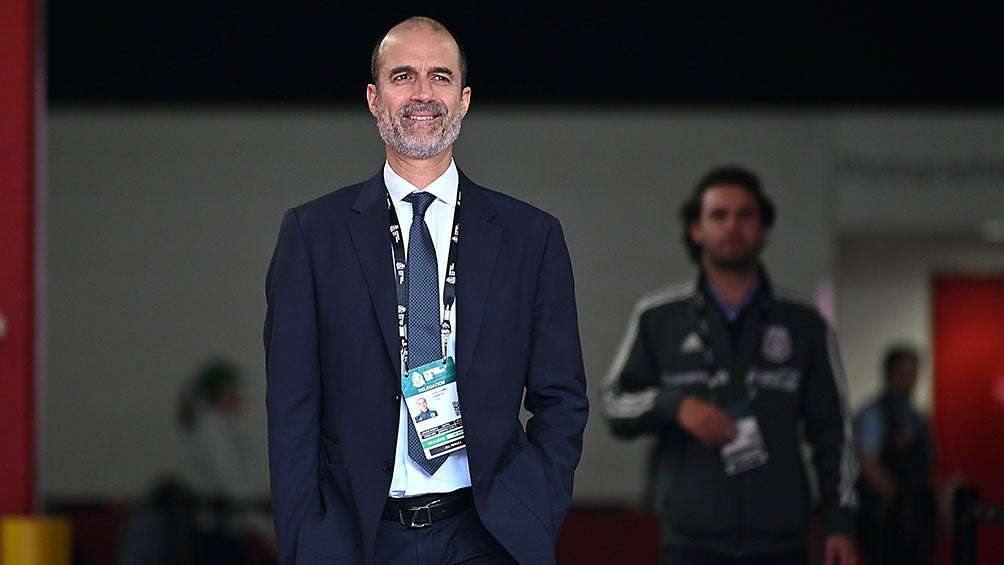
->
[403,191,448,475]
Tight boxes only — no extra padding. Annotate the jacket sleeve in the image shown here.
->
[601,298,684,438]
[801,317,860,539]
[263,208,322,565]
[522,218,590,532]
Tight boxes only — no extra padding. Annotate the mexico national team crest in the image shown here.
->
[761,324,792,364]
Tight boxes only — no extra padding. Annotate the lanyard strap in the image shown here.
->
[388,190,461,371]
[693,289,771,401]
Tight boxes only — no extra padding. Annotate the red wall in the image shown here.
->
[932,274,1004,564]
[0,0,37,515]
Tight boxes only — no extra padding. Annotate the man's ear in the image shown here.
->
[459,86,471,118]
[366,84,379,118]
[688,221,703,247]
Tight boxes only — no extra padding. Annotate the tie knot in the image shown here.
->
[404,191,436,218]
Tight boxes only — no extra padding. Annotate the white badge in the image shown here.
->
[720,415,769,476]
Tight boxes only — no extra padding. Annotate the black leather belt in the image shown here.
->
[381,487,474,528]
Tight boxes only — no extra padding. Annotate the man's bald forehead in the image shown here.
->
[390,16,449,35]
[369,16,467,88]
[379,18,458,53]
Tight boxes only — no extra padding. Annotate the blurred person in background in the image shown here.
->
[853,344,937,565]
[178,358,277,564]
[116,475,199,565]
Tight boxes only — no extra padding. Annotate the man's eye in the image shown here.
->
[432,75,451,83]
[392,73,411,81]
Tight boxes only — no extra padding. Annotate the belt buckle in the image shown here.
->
[399,499,439,528]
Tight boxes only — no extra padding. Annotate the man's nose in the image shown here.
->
[411,77,434,101]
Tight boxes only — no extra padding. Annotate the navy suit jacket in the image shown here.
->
[264,169,589,564]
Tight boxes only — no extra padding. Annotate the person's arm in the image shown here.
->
[600,295,678,438]
[853,404,896,502]
[801,318,859,547]
[264,208,323,565]
[858,452,897,501]
[522,218,590,532]
[677,396,737,447]
[601,294,735,445]
[824,534,858,565]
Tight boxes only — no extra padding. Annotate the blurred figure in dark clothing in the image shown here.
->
[116,476,199,565]
[853,344,937,565]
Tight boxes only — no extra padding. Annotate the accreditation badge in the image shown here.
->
[401,357,466,459]
[720,410,769,476]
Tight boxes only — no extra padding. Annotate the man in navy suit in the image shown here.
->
[264,16,588,565]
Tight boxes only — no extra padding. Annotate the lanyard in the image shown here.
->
[388,190,461,373]
[692,288,771,402]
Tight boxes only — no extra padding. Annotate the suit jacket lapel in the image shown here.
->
[347,173,402,375]
[456,172,501,380]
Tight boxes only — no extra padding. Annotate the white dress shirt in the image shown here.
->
[384,160,472,497]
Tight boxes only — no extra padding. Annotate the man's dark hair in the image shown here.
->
[370,16,468,90]
[678,165,776,263]
[883,344,919,377]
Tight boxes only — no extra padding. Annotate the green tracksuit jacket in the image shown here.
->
[602,272,858,557]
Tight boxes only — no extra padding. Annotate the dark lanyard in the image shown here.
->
[692,289,771,402]
[388,189,461,372]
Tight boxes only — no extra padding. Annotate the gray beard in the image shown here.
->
[376,101,463,160]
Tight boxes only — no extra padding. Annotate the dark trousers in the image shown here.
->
[662,546,806,565]
[860,485,936,565]
[374,506,516,565]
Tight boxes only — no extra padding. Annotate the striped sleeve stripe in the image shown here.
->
[601,281,696,419]
[775,286,860,509]
[826,323,860,509]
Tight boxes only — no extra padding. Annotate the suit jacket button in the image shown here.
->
[393,394,401,402]
[382,461,393,473]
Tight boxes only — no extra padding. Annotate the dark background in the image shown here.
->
[47,3,1003,107]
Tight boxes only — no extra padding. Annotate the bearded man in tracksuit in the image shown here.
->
[602,165,859,565]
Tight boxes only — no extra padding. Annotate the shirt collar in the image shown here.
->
[703,272,764,322]
[384,160,459,207]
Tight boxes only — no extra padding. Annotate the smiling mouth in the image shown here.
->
[401,101,447,122]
